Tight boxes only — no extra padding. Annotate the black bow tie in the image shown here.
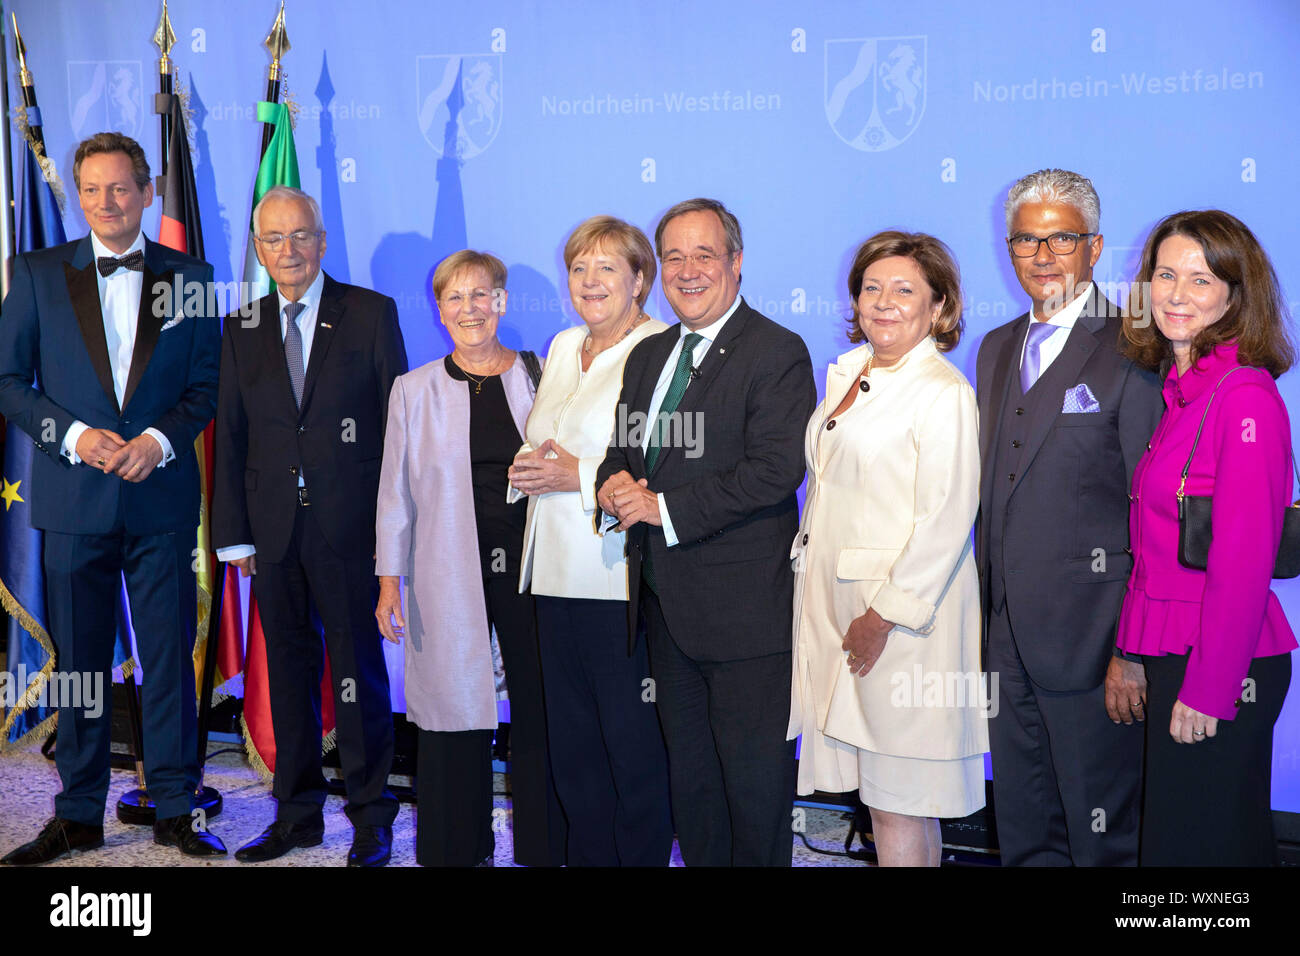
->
[96,250,145,277]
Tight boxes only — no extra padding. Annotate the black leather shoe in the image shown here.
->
[153,814,228,856]
[1,817,104,865]
[235,819,325,863]
[347,825,392,867]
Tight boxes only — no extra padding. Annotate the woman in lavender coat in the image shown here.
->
[374,250,564,867]
[1119,210,1296,865]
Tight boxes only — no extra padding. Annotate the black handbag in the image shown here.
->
[1175,366,1300,578]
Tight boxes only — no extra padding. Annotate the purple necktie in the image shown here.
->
[1020,321,1056,394]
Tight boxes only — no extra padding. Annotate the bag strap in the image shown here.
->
[519,350,542,392]
[1177,365,1300,500]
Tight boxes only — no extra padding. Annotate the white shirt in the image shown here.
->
[511,319,668,599]
[1019,281,1094,379]
[62,231,175,467]
[642,294,742,547]
[215,269,325,563]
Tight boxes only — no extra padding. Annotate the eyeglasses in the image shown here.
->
[661,252,731,272]
[439,288,495,307]
[255,230,321,251]
[1007,232,1096,258]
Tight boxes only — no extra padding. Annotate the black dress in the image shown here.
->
[415,358,566,867]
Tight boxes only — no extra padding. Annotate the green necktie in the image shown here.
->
[645,332,702,473]
[642,332,702,593]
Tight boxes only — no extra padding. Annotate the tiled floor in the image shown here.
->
[0,738,876,867]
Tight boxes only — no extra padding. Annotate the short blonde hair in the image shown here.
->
[563,216,657,309]
[432,250,507,300]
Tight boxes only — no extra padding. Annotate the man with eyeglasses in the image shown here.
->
[974,169,1163,865]
[212,184,408,866]
[596,198,815,865]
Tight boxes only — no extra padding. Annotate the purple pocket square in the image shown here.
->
[1063,384,1101,414]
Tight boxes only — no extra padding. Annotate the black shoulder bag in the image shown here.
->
[519,349,542,393]
[1176,366,1300,578]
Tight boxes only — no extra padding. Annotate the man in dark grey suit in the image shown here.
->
[976,169,1163,866]
[597,198,815,866]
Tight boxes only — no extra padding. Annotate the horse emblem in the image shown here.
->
[825,37,927,152]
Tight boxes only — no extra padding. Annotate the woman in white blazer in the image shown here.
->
[375,250,565,867]
[788,232,988,866]
[507,217,673,866]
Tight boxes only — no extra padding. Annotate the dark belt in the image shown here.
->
[297,486,311,507]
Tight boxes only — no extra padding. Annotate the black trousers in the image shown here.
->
[416,728,494,867]
[535,595,672,866]
[415,576,566,867]
[641,584,796,867]
[484,576,566,866]
[987,602,1142,866]
[1141,650,1291,866]
[44,525,198,824]
[252,503,398,828]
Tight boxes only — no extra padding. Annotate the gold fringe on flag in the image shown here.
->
[11,105,67,213]
[0,576,56,751]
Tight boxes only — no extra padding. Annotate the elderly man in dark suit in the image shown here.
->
[976,168,1163,866]
[0,132,223,864]
[597,198,815,866]
[212,185,408,866]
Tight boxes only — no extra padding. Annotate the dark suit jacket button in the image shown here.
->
[802,533,809,545]
[1177,397,1187,408]
[826,419,837,430]
[859,380,869,392]
[289,465,299,476]
[1011,440,1022,448]
[1008,473,1015,481]
[1015,407,1025,415]
[1234,699,1243,708]
[1147,441,1152,450]
[1124,547,1132,555]
[296,426,306,434]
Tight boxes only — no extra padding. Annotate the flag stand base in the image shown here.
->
[116,786,224,825]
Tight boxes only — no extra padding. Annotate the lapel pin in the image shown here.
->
[719,348,726,354]
[320,322,334,329]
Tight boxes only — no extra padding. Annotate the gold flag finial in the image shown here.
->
[264,1,290,78]
[12,13,32,87]
[153,1,177,71]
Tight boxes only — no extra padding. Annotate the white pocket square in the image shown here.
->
[1062,383,1100,414]
[159,314,186,332]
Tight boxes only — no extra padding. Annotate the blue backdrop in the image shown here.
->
[7,0,1300,810]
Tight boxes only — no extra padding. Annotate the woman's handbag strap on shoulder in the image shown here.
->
[1176,365,1300,578]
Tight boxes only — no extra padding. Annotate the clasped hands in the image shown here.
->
[596,470,661,531]
[508,439,580,496]
[76,428,163,483]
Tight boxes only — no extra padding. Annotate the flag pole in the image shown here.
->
[0,7,16,295]
[260,1,289,157]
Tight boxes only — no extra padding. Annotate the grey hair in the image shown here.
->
[253,185,324,234]
[1004,169,1100,235]
[655,197,744,258]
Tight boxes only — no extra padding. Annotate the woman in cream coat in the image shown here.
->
[789,231,988,866]
[507,216,673,866]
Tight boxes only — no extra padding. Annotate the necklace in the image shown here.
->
[454,348,506,394]
[584,312,644,355]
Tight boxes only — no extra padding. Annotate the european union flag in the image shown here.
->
[0,133,65,747]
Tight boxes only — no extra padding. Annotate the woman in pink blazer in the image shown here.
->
[1119,210,1296,866]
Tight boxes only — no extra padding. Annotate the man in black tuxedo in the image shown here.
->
[975,169,1163,865]
[212,185,407,866]
[597,198,815,866]
[0,132,224,863]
